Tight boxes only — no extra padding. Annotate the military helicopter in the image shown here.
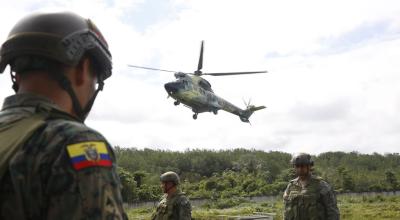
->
[128,41,266,123]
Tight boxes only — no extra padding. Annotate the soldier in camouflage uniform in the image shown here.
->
[283,153,340,220]
[0,12,127,219]
[152,171,192,220]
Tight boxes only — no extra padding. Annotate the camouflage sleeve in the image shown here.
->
[178,196,192,220]
[152,197,166,220]
[282,183,291,220]
[320,181,340,220]
[45,130,128,220]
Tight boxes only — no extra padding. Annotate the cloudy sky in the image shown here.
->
[1,0,400,154]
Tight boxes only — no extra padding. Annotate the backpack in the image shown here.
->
[0,113,46,179]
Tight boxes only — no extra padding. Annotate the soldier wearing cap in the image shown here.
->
[152,171,192,220]
[283,153,340,220]
[0,12,127,219]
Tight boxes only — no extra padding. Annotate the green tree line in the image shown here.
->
[114,147,400,203]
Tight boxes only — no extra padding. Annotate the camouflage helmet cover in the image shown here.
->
[291,153,314,166]
[160,171,180,185]
[0,12,112,81]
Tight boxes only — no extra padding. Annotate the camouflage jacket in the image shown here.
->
[283,175,340,220]
[152,189,192,220]
[0,93,127,220]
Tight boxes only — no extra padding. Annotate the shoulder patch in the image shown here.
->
[66,141,112,170]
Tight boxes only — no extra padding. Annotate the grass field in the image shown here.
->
[127,194,400,219]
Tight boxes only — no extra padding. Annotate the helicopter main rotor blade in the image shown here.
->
[197,41,204,72]
[128,65,177,73]
[202,71,267,76]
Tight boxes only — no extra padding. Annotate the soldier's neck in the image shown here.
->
[18,77,75,117]
[166,187,178,198]
[299,173,312,181]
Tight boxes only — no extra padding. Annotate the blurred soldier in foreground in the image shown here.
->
[0,12,127,219]
[152,171,192,220]
[283,153,340,220]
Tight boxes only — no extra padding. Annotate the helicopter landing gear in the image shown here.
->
[193,113,198,120]
[213,109,218,115]
[174,101,180,106]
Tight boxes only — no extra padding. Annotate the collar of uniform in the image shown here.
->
[291,177,301,186]
[2,93,81,122]
[167,189,182,200]
[1,93,60,111]
[293,175,313,186]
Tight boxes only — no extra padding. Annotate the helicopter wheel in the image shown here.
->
[193,113,198,120]
[174,101,180,106]
[213,110,218,115]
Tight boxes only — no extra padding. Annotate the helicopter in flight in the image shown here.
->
[128,41,266,123]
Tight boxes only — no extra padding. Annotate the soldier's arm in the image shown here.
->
[282,183,291,220]
[320,181,340,220]
[178,197,192,220]
[45,133,127,220]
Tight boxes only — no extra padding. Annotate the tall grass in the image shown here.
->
[127,194,400,220]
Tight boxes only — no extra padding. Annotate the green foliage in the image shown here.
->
[117,167,137,202]
[385,170,398,191]
[133,171,146,188]
[337,167,355,192]
[115,148,400,202]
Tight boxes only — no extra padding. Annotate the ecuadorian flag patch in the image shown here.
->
[66,141,112,170]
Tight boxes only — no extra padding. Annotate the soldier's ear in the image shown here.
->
[72,58,92,87]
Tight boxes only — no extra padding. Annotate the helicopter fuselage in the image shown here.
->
[164,73,258,122]
[129,40,266,122]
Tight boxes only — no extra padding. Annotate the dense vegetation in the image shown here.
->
[114,147,400,203]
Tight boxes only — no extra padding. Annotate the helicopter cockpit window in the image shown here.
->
[181,80,191,90]
[198,79,213,92]
[186,81,192,89]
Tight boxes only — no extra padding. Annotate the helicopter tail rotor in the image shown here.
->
[239,100,266,123]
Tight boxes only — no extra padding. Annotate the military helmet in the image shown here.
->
[291,153,314,166]
[160,171,180,185]
[0,12,112,81]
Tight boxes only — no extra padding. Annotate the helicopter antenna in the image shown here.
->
[127,65,177,73]
[195,41,204,75]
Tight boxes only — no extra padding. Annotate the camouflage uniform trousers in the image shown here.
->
[0,93,128,220]
[283,175,340,220]
[152,190,192,220]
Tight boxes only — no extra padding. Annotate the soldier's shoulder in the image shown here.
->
[47,118,106,141]
[158,195,167,205]
[311,175,324,182]
[38,118,109,153]
[313,177,334,194]
[36,118,113,171]
[288,177,299,183]
[177,193,191,207]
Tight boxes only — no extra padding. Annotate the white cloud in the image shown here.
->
[1,0,400,154]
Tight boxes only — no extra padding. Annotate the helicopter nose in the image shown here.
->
[164,82,179,94]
